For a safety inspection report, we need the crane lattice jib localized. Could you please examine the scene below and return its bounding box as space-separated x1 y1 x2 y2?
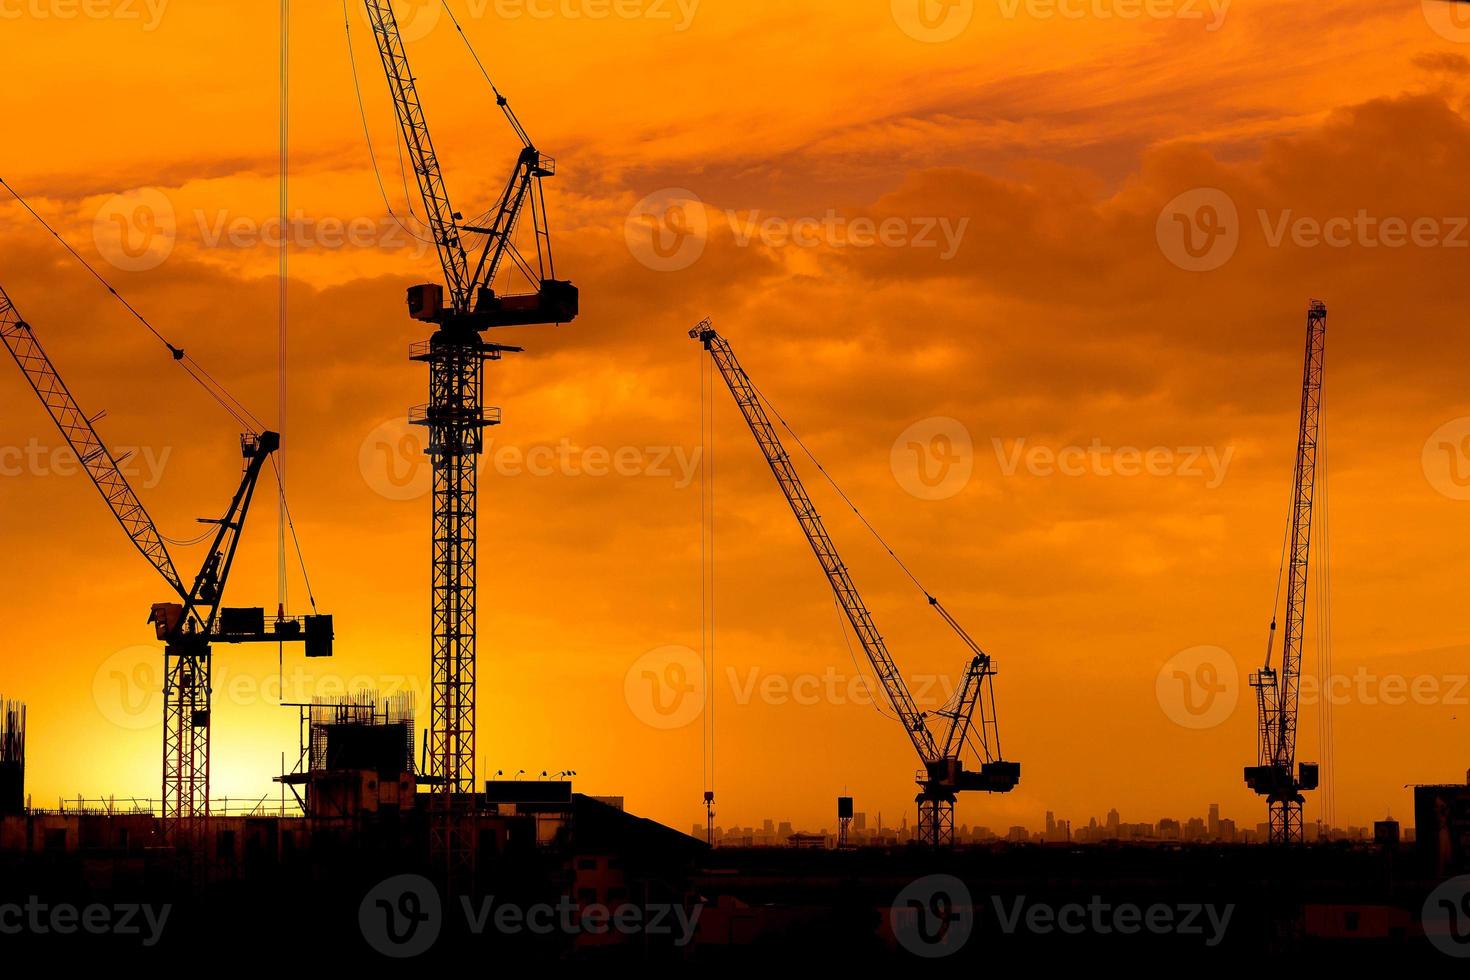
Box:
363 0 473 311
0 286 185 597
1272 302 1326 769
696 326 941 764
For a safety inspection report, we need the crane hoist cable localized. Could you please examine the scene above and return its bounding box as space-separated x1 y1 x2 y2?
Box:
438 0 537 148
340 0 436 246
271 456 319 615
0 178 322 607
1314 384 1335 827
699 344 716 801
0 178 266 435
741 370 990 658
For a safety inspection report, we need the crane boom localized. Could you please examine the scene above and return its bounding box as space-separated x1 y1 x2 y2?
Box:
1274 300 1327 770
1246 300 1326 845
362 0 473 311
0 286 185 597
693 324 938 761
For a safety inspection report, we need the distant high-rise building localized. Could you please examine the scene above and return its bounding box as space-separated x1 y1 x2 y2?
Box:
1217 818 1237 842
1208 803 1220 837
853 812 867 831
1106 808 1120 831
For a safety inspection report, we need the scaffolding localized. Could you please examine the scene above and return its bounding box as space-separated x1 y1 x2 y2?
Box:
308 691 417 775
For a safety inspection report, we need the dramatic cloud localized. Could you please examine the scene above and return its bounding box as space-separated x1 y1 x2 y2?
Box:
2 1 1467 834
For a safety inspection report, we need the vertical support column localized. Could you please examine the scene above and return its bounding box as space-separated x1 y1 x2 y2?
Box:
425 334 482 797
162 642 211 844
1268 799 1303 845
415 331 492 887
916 796 955 847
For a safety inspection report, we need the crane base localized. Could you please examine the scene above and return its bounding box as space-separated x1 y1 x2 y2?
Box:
916 795 955 847
1268 799 1305 845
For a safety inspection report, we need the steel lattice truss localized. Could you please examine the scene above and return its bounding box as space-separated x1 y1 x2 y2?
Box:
0 289 184 593
362 0 472 309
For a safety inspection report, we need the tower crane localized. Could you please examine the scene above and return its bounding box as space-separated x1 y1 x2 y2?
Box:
691 321 1018 846
357 0 577 874
1245 300 1326 845
0 284 332 843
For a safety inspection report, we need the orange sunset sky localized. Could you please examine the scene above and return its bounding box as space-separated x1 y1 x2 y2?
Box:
2 0 1469 837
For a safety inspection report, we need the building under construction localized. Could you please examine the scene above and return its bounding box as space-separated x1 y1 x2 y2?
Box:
1 697 23 816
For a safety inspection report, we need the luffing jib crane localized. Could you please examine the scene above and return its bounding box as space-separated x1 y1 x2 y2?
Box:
359 0 577 876
0 284 332 843
1245 300 1326 845
692 321 1018 846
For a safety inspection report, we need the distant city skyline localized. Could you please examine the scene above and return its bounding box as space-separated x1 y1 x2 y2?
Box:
696 802 1408 848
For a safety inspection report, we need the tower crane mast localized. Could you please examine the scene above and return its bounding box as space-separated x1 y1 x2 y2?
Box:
1245 300 1326 845
359 0 577 881
692 321 1018 846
